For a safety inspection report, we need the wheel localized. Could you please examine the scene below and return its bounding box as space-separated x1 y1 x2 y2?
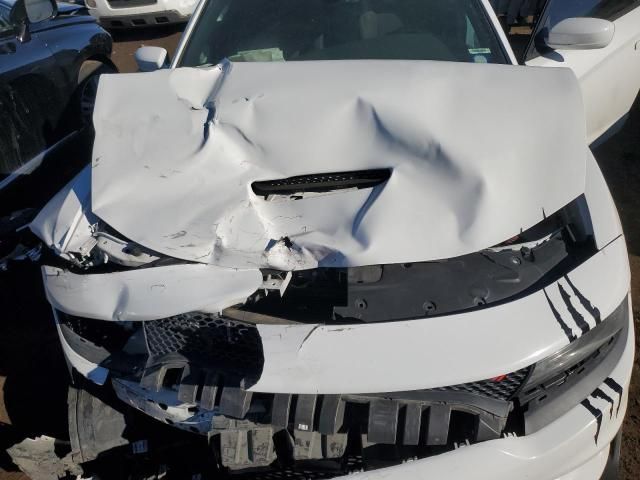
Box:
74 61 117 127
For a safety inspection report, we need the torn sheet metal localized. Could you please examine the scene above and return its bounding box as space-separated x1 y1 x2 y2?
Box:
30 165 98 260
88 60 587 269
43 264 263 321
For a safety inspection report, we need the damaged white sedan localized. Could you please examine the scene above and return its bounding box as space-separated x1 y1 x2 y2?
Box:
30 0 639 479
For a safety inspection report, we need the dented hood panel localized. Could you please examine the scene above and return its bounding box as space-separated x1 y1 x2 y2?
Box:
91 60 587 268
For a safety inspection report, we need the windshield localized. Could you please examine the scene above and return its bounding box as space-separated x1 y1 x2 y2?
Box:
178 0 508 66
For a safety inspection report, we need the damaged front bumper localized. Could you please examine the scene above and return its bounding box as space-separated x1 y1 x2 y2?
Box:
45 229 633 479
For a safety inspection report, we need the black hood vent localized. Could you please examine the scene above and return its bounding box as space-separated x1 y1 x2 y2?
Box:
252 169 391 198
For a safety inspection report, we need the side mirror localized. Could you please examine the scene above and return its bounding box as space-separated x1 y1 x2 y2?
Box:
135 46 169 72
9 0 57 43
544 17 614 50
24 0 57 23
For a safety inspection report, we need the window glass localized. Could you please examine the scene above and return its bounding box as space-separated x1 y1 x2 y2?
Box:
179 0 508 67
0 6 14 35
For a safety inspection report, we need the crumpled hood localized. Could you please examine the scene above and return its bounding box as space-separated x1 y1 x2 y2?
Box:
90 60 587 269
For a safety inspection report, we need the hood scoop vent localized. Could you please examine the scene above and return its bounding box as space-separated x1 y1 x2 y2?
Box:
251 169 391 199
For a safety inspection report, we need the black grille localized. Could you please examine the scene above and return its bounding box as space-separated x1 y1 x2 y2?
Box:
432 368 530 401
252 169 391 197
106 0 157 8
233 462 363 480
58 312 132 353
144 313 264 381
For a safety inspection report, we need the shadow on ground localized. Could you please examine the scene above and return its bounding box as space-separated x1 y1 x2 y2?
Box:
0 262 69 475
0 130 97 477
593 100 640 479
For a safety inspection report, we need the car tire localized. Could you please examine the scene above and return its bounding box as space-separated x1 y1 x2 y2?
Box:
74 61 117 127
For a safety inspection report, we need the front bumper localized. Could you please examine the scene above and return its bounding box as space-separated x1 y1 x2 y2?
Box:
335 317 632 480
88 0 195 27
48 232 634 479
95 10 190 28
55 296 633 479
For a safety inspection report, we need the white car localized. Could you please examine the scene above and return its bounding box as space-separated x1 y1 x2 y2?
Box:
85 0 198 28
31 0 640 478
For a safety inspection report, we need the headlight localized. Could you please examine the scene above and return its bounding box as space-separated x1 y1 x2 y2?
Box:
520 296 628 399
85 0 97 8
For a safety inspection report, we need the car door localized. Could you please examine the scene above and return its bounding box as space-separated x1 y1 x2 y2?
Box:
524 0 640 144
0 4 23 184
0 4 66 190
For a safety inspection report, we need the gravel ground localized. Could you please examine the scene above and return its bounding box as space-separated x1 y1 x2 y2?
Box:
1 25 639 479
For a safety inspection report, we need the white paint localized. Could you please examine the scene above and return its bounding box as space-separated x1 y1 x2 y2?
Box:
32 58 629 394
249 236 629 394
35 25 635 476
53 310 109 385
86 0 197 25
553 448 609 480
135 46 168 72
43 264 262 321
89 61 587 269
584 151 624 249
321 322 633 480
545 18 615 50
31 165 97 260
528 7 640 144
113 378 218 434
64 303 634 480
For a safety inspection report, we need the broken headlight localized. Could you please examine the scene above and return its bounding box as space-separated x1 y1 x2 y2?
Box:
519 297 628 402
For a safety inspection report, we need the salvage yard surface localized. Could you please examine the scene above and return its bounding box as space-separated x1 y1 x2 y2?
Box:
110 26 183 73
1 26 640 479
594 108 640 479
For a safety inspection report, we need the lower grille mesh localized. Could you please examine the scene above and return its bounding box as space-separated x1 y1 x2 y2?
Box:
144 313 264 381
432 368 530 401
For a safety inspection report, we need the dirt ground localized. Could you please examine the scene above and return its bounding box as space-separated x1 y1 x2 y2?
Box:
593 109 640 479
1 25 640 479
